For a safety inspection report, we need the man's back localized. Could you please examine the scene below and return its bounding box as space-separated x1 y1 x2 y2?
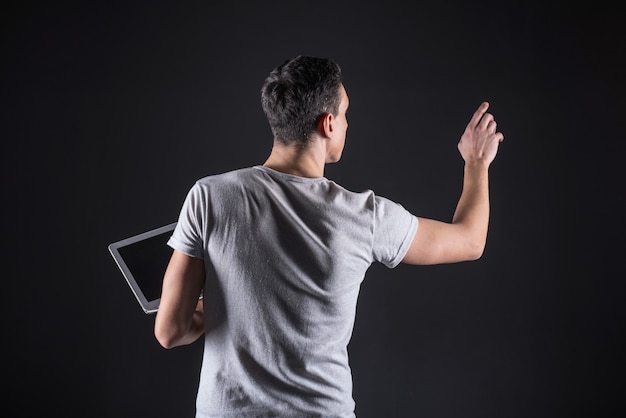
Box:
168 166 417 416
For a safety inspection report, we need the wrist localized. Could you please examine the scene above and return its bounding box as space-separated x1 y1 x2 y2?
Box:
464 159 490 172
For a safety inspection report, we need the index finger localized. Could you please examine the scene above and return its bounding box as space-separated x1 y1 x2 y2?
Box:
467 102 489 129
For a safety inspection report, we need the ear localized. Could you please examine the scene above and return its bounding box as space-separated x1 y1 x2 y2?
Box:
317 112 334 139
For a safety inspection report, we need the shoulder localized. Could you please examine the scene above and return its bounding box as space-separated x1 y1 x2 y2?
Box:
193 167 258 188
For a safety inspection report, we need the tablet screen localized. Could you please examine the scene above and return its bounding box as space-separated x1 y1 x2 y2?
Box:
116 230 173 302
109 222 176 313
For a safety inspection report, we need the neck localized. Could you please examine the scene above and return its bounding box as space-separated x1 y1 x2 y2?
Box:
263 140 326 178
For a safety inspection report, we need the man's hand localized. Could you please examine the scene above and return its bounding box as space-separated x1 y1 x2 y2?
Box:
458 102 504 167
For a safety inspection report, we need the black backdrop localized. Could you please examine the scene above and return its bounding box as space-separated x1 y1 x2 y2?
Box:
4 1 625 417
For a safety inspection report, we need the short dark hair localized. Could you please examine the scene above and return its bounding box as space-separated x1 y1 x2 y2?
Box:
261 56 343 145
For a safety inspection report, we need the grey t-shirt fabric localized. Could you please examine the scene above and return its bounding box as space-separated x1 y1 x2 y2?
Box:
168 166 418 417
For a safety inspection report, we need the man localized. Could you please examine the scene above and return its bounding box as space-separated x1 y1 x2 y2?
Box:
154 55 504 417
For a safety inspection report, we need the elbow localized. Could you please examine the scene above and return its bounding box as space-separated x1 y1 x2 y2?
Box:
467 248 484 261
154 322 182 349
155 334 176 350
154 330 174 349
466 241 486 261
154 308 204 349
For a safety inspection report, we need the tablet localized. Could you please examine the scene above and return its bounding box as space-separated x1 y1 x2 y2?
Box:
108 222 177 314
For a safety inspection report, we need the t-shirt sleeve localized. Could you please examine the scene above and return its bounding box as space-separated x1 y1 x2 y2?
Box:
372 195 418 268
167 182 206 260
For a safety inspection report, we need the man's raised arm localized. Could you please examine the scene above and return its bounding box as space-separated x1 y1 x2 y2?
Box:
402 102 504 265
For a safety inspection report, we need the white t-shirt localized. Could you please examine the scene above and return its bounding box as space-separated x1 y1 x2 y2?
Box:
168 166 418 417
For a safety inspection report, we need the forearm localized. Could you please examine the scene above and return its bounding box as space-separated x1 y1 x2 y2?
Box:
451 161 490 258
169 305 204 348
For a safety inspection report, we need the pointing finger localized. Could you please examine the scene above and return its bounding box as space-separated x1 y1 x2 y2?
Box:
468 102 489 129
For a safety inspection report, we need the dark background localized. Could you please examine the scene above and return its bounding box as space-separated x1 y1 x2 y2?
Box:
4 1 624 417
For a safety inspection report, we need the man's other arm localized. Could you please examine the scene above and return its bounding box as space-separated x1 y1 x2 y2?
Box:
154 250 205 348
402 102 504 265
